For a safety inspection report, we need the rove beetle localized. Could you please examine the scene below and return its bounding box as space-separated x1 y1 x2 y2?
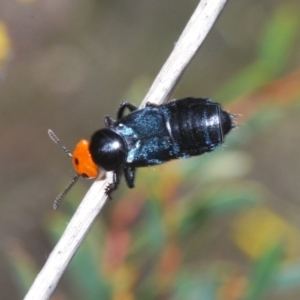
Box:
49 97 235 209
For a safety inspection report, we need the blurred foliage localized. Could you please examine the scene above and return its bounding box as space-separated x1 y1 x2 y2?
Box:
6 3 300 300
0 20 11 67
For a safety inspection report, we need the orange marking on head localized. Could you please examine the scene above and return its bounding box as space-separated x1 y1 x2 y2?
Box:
72 139 99 179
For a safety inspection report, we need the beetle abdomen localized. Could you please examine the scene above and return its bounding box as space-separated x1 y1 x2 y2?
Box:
162 98 232 158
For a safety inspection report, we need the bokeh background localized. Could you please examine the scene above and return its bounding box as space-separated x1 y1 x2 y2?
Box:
1 0 300 299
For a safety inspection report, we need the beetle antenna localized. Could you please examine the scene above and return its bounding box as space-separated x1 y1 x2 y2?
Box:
53 174 80 209
48 129 72 158
48 129 80 209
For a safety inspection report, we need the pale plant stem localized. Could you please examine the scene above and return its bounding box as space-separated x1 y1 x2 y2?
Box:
24 1 227 299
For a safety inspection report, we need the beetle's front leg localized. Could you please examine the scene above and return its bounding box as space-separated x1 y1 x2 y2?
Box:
104 116 116 128
105 169 120 199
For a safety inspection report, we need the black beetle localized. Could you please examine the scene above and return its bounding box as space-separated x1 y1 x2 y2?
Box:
90 97 234 195
49 97 234 208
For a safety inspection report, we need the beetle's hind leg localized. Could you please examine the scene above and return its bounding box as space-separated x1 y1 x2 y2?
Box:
105 169 121 199
124 166 135 188
117 102 138 119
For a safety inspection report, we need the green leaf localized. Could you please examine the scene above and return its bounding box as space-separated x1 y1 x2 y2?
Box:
215 4 300 103
245 242 283 300
257 4 300 75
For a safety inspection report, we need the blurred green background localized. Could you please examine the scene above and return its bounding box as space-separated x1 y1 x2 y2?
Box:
1 0 300 299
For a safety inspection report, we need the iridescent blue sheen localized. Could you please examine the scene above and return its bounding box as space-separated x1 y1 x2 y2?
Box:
115 105 174 166
113 98 227 167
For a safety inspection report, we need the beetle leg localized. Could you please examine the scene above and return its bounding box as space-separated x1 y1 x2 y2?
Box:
145 101 158 107
117 102 138 120
104 116 116 127
105 169 120 199
123 166 135 188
